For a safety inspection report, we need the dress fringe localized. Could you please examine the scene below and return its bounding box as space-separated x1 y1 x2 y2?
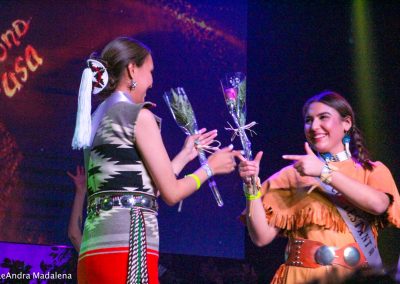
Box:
265 203 348 233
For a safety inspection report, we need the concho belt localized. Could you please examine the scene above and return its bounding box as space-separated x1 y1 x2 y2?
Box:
87 192 158 217
285 238 367 269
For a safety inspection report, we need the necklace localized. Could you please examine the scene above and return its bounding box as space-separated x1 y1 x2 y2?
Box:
320 150 351 162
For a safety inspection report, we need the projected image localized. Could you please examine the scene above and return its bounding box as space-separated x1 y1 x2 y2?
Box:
0 0 246 258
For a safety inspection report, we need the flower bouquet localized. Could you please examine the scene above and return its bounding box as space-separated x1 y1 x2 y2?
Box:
220 72 258 195
163 87 224 207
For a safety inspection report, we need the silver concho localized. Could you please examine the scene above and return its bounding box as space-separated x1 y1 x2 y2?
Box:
120 195 135 207
343 246 361 267
140 196 151 207
100 197 113 211
315 246 336 265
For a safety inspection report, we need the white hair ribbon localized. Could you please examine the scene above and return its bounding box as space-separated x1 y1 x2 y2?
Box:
71 59 109 150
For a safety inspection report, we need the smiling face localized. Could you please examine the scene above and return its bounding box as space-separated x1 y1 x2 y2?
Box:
304 102 352 154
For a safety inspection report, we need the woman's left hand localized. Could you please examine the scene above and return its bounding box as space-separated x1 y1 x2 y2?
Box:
67 165 87 194
181 128 218 162
282 142 325 177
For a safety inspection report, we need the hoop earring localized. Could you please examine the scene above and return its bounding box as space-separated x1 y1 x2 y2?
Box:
129 80 137 91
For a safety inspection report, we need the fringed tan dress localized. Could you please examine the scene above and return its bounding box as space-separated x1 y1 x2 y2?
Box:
257 159 400 284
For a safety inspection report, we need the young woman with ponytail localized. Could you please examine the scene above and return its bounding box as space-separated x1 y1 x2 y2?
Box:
237 91 400 283
72 37 237 284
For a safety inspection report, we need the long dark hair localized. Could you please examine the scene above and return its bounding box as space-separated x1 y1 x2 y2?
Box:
302 91 373 170
90 37 151 98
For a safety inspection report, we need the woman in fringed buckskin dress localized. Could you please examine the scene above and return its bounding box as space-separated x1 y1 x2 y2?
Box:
237 91 400 284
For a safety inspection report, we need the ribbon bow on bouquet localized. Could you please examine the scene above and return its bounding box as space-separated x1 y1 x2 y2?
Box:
163 87 224 207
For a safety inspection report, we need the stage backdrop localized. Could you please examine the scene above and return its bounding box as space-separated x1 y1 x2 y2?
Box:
0 0 246 259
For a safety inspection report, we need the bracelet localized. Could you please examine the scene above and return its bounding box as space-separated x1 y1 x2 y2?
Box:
201 163 213 178
244 190 261 201
186 174 201 190
320 163 338 184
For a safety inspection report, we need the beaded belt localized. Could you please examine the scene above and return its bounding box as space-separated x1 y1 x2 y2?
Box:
285 238 368 269
87 192 158 217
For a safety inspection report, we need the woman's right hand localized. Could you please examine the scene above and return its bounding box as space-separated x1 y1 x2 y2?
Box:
237 151 263 185
207 145 237 175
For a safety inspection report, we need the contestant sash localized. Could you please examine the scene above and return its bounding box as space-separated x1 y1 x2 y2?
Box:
315 176 383 269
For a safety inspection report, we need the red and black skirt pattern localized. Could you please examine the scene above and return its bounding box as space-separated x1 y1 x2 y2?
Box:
77 206 159 284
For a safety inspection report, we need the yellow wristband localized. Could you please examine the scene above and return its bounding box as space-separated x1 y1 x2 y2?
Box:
244 190 261 201
186 174 201 190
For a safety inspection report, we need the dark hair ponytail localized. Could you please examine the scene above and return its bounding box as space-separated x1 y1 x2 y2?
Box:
90 37 151 99
303 91 373 170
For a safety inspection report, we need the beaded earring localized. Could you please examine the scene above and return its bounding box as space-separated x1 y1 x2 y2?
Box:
342 131 351 158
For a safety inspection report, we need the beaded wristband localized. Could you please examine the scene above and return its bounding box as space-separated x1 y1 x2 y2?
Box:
201 163 213 178
186 174 201 190
320 163 338 184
